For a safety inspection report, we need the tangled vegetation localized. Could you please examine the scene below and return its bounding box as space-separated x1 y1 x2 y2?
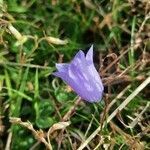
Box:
0 0 150 149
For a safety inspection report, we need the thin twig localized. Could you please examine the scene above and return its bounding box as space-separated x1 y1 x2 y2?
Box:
62 97 81 121
5 132 12 150
0 61 53 70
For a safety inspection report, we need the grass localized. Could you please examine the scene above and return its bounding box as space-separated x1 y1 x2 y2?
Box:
0 0 150 149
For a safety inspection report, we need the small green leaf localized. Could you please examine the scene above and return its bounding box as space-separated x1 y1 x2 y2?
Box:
35 100 55 128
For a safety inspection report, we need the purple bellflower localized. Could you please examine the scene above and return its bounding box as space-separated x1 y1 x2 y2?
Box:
53 45 104 102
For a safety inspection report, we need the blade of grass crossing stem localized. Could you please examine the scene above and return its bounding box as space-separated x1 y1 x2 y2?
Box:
129 16 136 77
34 68 39 99
34 68 39 120
34 68 40 121
2 87 32 101
4 69 13 97
12 67 29 117
77 76 150 150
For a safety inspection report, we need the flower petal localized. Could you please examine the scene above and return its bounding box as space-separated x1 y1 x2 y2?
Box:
71 50 86 66
53 45 104 103
68 63 103 102
52 71 65 78
56 63 69 72
86 45 93 63
87 64 104 91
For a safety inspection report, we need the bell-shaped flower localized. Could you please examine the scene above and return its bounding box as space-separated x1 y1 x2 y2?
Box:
53 45 104 102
